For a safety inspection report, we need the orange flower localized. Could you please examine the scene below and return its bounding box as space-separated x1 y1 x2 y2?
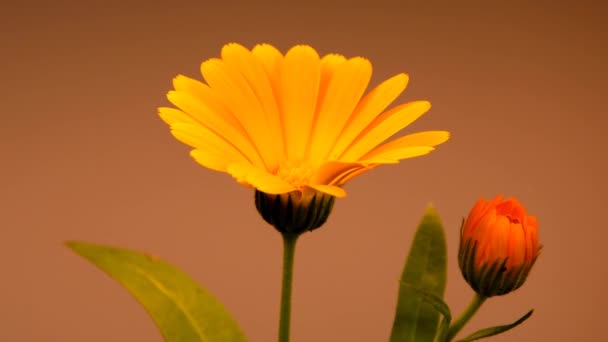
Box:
458 195 541 297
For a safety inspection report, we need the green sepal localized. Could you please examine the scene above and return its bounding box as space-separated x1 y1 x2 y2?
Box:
66 241 247 342
255 190 335 234
390 205 448 342
456 309 534 342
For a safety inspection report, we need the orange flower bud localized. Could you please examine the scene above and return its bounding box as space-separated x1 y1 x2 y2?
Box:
458 195 541 297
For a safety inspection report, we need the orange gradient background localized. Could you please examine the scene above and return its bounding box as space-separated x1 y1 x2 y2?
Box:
1 1 606 341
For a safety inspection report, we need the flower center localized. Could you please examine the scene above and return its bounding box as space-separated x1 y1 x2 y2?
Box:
277 161 313 188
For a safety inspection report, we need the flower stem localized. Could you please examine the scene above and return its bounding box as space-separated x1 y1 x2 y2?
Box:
445 294 487 341
278 233 299 342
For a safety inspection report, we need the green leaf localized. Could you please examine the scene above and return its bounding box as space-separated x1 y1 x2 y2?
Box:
390 205 448 342
456 309 534 342
66 241 247 342
399 283 452 342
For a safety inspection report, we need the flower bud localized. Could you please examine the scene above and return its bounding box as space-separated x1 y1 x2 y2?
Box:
255 189 335 235
458 195 541 297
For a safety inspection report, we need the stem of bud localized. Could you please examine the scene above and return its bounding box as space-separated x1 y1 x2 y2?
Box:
446 294 487 341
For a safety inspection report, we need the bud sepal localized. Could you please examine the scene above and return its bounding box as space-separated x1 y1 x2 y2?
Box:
459 237 539 297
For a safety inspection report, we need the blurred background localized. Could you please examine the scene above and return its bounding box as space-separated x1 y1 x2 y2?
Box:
1 0 606 341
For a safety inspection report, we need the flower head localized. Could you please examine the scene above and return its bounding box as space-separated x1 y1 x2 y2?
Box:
459 195 541 297
159 43 449 233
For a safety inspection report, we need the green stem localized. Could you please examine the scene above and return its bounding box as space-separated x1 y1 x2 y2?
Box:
446 294 487 341
278 233 299 342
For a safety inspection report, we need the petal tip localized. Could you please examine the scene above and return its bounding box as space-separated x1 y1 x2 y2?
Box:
286 44 320 59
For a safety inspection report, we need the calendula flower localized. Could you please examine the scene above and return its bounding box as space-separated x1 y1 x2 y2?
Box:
459 195 541 297
159 43 448 233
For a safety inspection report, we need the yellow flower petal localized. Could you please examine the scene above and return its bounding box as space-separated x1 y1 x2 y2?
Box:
252 43 285 153
251 43 283 103
172 75 241 130
329 73 409 160
312 160 381 187
221 43 285 160
333 164 378 186
227 163 297 194
201 58 279 171
158 107 199 126
309 57 372 167
280 45 321 161
340 100 431 162
362 131 450 160
190 149 232 172
361 146 435 164
320 54 347 83
311 161 365 185
170 122 250 167
167 89 265 167
315 53 347 115
309 184 347 198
